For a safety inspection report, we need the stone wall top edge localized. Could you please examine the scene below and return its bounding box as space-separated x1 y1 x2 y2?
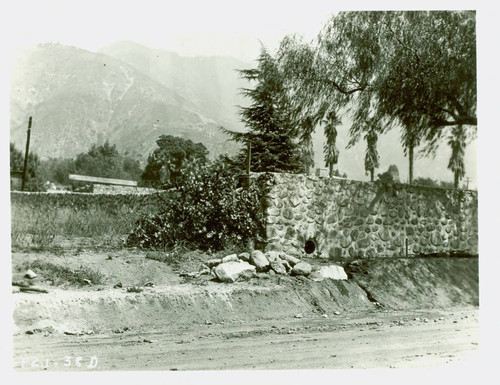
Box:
249 172 477 198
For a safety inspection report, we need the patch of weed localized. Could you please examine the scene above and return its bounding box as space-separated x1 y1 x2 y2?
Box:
21 260 105 286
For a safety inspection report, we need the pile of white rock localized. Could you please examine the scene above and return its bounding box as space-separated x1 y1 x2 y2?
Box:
203 250 347 283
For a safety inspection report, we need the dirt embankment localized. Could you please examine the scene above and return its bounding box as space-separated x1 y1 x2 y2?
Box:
346 257 479 309
13 252 478 335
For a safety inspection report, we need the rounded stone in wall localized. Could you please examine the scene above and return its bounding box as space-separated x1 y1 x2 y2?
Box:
278 188 288 199
370 233 378 241
274 198 283 208
339 198 349 207
285 227 296 240
329 246 342 259
376 243 385 253
326 214 337 224
410 217 418 225
366 217 374 224
343 220 353 228
345 205 355 216
375 218 383 225
468 237 478 246
267 207 280 216
348 246 357 258
267 216 277 224
350 229 359 241
340 236 351 248
355 218 364 226
358 237 370 249
412 244 421 254
283 207 294 220
420 237 428 246
371 224 379 232
406 226 415 236
289 195 302 207
393 236 403 247
379 228 391 241
366 248 376 258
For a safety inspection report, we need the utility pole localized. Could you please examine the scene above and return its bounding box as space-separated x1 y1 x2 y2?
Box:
21 116 32 191
465 177 470 190
246 142 251 175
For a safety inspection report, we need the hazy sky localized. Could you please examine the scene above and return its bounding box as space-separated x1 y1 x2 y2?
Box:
6 0 336 61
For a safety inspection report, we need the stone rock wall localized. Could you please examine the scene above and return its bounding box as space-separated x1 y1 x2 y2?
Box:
261 173 478 258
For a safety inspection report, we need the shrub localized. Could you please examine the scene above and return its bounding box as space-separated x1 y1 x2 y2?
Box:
127 159 267 251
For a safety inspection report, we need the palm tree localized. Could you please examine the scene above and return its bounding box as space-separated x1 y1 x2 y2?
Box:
364 126 380 182
448 125 466 189
400 123 421 185
323 111 340 177
299 116 315 174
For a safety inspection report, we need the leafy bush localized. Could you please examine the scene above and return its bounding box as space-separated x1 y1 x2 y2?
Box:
127 159 266 251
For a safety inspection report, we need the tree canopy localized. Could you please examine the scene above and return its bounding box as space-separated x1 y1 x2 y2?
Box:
141 135 209 188
277 11 476 154
74 141 142 181
223 46 304 173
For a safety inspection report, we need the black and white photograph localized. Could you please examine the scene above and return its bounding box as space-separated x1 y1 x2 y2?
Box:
3 0 497 382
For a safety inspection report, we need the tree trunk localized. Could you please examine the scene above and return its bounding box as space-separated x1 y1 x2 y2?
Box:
454 172 460 189
370 168 374 182
408 141 414 185
329 163 333 177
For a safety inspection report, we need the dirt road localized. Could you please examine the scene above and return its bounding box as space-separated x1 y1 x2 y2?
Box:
14 308 478 371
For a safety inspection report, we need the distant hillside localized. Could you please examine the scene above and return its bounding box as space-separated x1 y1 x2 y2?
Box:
10 43 240 162
99 41 249 131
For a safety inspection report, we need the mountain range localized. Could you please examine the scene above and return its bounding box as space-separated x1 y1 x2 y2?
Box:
9 41 477 187
10 41 247 162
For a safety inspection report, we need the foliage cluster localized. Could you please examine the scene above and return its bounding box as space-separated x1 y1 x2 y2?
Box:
141 135 209 188
223 47 305 174
10 143 45 191
276 11 476 187
74 141 142 182
10 141 143 191
128 158 266 251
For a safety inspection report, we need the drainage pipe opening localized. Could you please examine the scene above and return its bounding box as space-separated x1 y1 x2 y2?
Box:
304 239 316 254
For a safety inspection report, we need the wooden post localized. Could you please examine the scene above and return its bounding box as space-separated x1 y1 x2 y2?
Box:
21 116 32 191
